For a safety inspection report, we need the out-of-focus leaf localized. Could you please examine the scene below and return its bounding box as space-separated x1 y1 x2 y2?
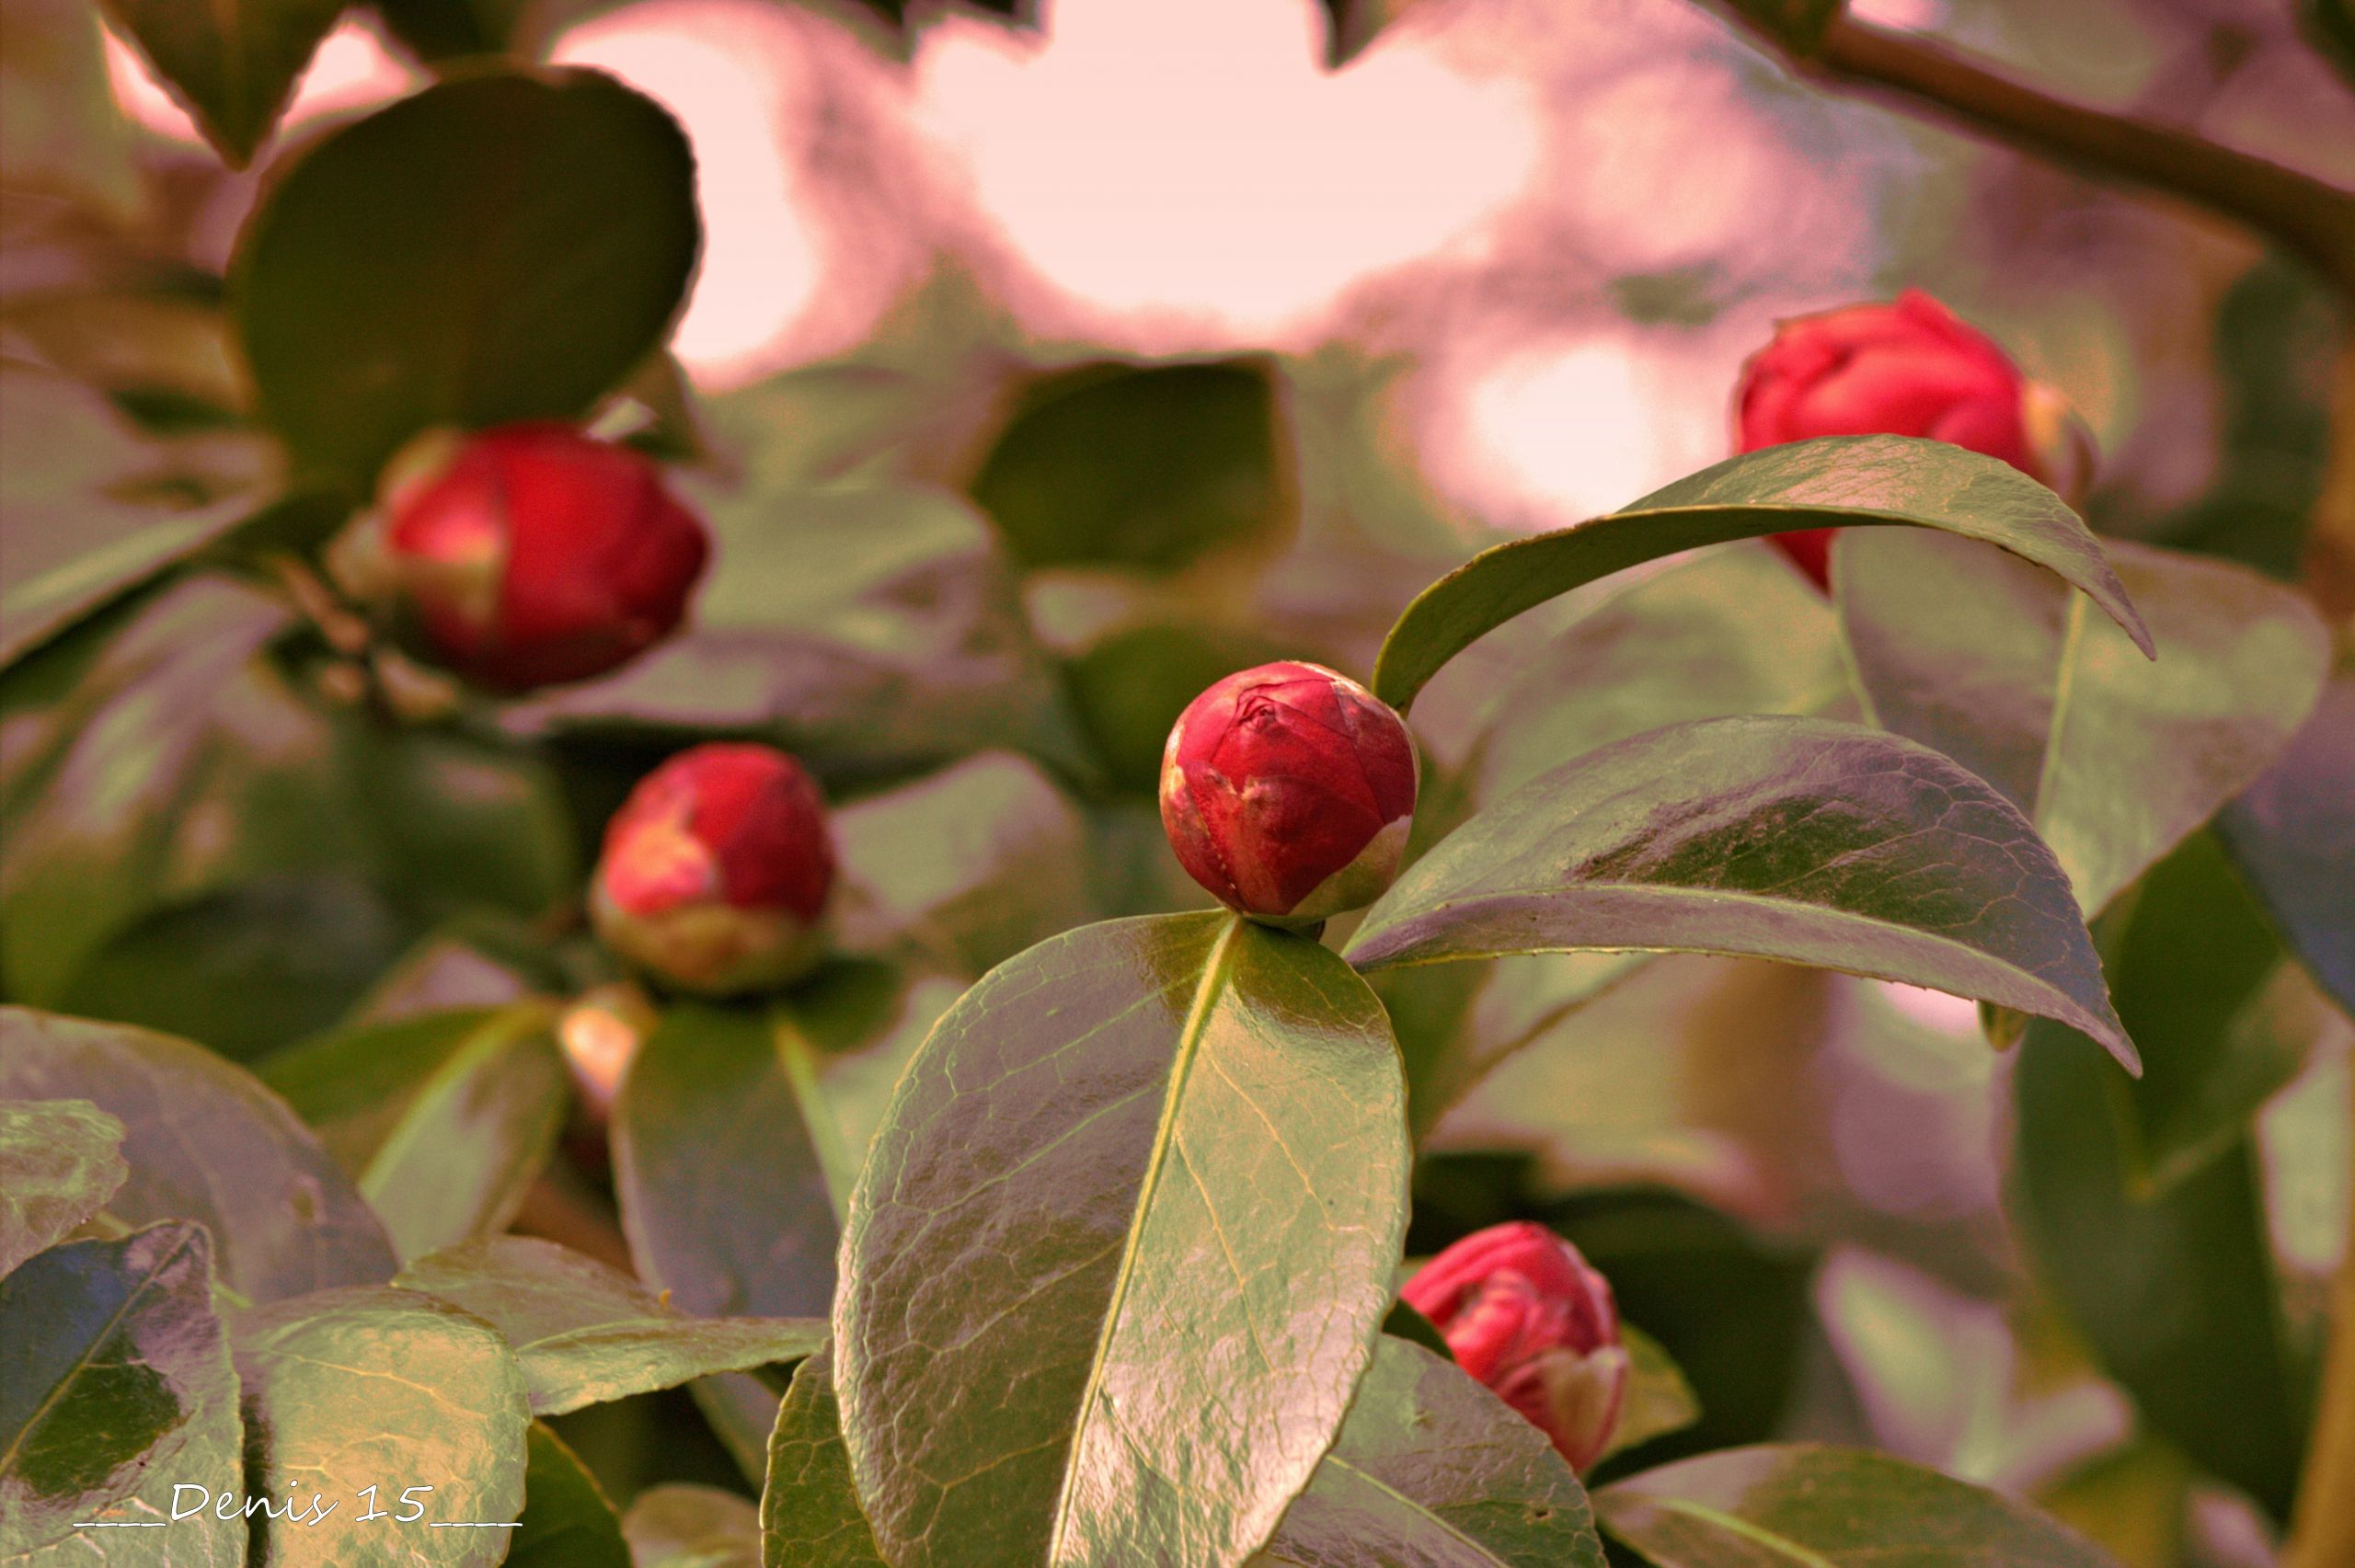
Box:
836 913 1409 1568
969 359 1288 572
1599 1324 1703 1465
2219 675 2355 1017
0 0 142 219
628 1482 764 1568
1840 532 2327 917
1255 1335 1605 1568
57 875 414 1062
395 1237 823 1415
0 1098 126 1277
341 721 579 921
0 1224 238 1557
2308 0 2355 87
1061 619 1313 793
0 1008 396 1300
260 1003 568 1261
1347 715 2136 1072
506 1423 632 1568
231 1285 531 1566
2034 1440 2192 1568
344 930 541 1024
760 1345 883 1568
1594 1443 2117 1567
613 1003 841 1477
0 498 252 670
1373 436 2150 713
374 0 537 61
96 0 343 166
517 485 1086 779
234 69 699 484
1708 0 1846 53
832 750 1091 978
4 291 247 421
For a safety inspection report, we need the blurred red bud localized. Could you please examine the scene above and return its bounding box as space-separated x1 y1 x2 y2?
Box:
384 422 708 692
1158 661 1417 926
1403 1221 1630 1471
1734 290 2094 588
592 743 834 995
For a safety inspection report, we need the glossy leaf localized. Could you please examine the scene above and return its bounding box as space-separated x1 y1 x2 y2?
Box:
506 1424 631 1568
1373 437 2150 712
395 1237 824 1415
234 69 699 484
760 1345 884 1568
836 912 1411 1568
95 0 343 165
628 1483 764 1568
0 1009 396 1301
1594 1443 2116 1567
261 1004 569 1261
1345 715 2136 1072
1254 1336 1605 1568
2219 675 2355 1016
0 1225 239 1558
1839 531 2328 915
231 1286 532 1566
0 1098 126 1278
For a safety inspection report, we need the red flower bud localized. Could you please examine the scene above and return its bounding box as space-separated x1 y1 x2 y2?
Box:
383 422 709 692
1734 291 2095 588
592 744 834 995
1158 661 1417 927
1402 1221 1630 1471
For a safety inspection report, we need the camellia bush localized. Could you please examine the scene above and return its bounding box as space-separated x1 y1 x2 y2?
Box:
4 2 2352 1568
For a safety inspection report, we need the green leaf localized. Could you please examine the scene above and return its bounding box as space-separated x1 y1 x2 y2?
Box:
56 876 415 1063
374 0 537 61
1379 1297 1453 1363
0 1009 396 1301
95 0 343 166
1344 715 2136 1073
507 1424 632 1568
2219 675 2355 1017
1839 532 2328 917
1063 620 1306 794
231 1285 532 1566
760 1345 884 1568
340 723 580 923
1372 437 2151 713
627 1482 764 1568
2014 854 2313 1517
1255 1336 1605 1568
395 1237 824 1415
0 501 251 671
0 1099 127 1278
612 1003 841 1476
233 68 699 484
259 1003 569 1262
0 1224 240 1558
1594 1443 2116 1567
836 912 1411 1568
1598 1324 1703 1465
968 360 1286 571
0 0 142 219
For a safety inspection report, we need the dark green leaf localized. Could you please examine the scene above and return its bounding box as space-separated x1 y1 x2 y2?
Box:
1839 532 2328 916
760 1345 883 1568
0 1099 127 1278
341 723 579 922
233 69 699 484
1379 1298 1453 1363
0 1225 240 1557
627 1483 764 1568
57 876 414 1062
374 0 537 61
1372 437 2151 713
1063 620 1306 793
1712 0 1846 53
1598 1324 1702 1465
837 912 1411 1568
613 1003 841 1476
1345 715 2135 1072
231 1285 532 1566
969 360 1286 571
2304 0 2355 89
0 1009 396 1301
2219 675 2355 1016
260 1003 569 1261
1255 1336 1605 1568
1594 1443 2116 1567
95 0 342 165
507 1424 631 1568
395 1237 824 1415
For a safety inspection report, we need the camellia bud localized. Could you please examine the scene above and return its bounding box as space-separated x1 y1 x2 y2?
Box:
382 422 709 692
1734 290 2096 588
1159 661 1418 927
1402 1221 1630 1472
592 743 834 996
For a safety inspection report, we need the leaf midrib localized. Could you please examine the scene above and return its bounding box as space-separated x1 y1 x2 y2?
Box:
1632 1495 1843 1568
0 1227 197 1479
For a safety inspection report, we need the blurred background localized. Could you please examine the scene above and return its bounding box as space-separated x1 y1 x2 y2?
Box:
6 1 2351 1563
